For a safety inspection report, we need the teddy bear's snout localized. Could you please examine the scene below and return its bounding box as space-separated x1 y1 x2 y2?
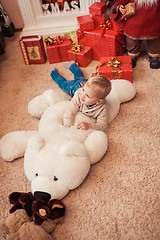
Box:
34 191 51 201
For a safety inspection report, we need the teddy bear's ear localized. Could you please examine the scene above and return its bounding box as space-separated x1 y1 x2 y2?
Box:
9 192 35 217
59 142 88 157
47 199 66 223
32 199 50 225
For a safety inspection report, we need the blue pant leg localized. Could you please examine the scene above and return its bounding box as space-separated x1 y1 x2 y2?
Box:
50 70 72 96
69 63 84 79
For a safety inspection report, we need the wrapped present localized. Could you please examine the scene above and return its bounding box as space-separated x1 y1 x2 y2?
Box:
77 15 94 31
46 36 71 64
19 35 47 65
89 2 107 16
77 27 125 61
68 45 93 68
91 14 105 28
95 56 132 82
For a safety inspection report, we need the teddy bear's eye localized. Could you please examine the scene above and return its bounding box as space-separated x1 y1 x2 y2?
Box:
35 173 38 176
53 176 58 181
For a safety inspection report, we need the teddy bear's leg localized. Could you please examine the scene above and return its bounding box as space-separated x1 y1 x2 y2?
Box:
106 80 136 124
84 131 108 165
0 131 38 161
28 89 70 119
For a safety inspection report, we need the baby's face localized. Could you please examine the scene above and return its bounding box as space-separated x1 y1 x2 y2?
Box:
79 85 101 106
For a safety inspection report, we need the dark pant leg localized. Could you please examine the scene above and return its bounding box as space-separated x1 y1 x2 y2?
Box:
147 37 160 57
126 37 141 57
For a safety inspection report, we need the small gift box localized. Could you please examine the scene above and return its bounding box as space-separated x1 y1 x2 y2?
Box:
77 15 94 31
91 14 105 28
68 45 93 68
96 56 132 82
19 35 47 65
89 2 107 16
46 36 71 64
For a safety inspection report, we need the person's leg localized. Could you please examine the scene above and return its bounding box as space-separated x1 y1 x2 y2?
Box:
50 68 72 96
64 61 84 79
69 62 85 79
126 37 141 68
147 38 160 69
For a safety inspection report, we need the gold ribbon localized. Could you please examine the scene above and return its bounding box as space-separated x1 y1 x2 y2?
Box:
71 43 84 64
53 35 64 45
92 57 130 79
45 35 64 45
72 43 84 53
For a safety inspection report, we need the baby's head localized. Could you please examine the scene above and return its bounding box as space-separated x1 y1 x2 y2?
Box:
80 75 111 106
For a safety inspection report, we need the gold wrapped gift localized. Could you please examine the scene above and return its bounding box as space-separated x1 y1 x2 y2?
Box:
121 3 135 20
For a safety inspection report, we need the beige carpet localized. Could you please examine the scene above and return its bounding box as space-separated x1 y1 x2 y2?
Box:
0 32 160 240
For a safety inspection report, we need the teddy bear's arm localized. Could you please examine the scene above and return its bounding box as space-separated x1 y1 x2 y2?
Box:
28 89 70 119
0 131 38 161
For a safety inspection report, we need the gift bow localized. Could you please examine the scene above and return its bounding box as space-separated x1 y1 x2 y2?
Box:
71 43 84 53
107 57 121 68
53 35 64 45
100 20 112 30
71 43 84 65
92 57 130 79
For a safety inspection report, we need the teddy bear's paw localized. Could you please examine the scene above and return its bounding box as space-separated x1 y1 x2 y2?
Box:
84 131 108 164
28 95 50 119
28 89 70 119
0 131 38 161
106 80 136 123
109 80 136 103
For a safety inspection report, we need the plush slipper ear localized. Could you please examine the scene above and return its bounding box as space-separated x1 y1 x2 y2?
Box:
32 199 50 225
47 199 66 223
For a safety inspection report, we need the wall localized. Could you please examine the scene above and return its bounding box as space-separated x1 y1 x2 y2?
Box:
1 0 24 29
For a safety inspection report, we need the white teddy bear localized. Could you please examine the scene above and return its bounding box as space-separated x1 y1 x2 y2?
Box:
0 80 136 200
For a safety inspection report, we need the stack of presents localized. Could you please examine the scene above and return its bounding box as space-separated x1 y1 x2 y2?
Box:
19 2 132 83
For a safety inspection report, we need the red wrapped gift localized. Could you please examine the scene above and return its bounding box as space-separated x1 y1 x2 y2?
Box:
77 28 125 61
97 56 132 82
89 2 107 16
68 45 93 68
91 14 105 28
46 36 71 64
77 15 94 31
19 35 47 65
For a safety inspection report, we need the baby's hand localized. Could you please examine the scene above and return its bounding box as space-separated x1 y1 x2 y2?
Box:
77 122 92 130
64 125 71 128
119 5 127 15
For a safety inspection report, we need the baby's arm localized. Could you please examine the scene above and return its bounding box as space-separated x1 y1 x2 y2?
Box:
63 92 80 127
92 104 109 132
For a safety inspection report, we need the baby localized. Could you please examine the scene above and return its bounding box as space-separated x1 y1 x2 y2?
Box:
51 61 111 131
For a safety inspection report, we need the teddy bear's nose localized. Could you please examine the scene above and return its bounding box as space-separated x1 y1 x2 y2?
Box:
34 191 51 201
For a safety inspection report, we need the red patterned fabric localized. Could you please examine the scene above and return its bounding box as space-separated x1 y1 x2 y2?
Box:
115 0 160 40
